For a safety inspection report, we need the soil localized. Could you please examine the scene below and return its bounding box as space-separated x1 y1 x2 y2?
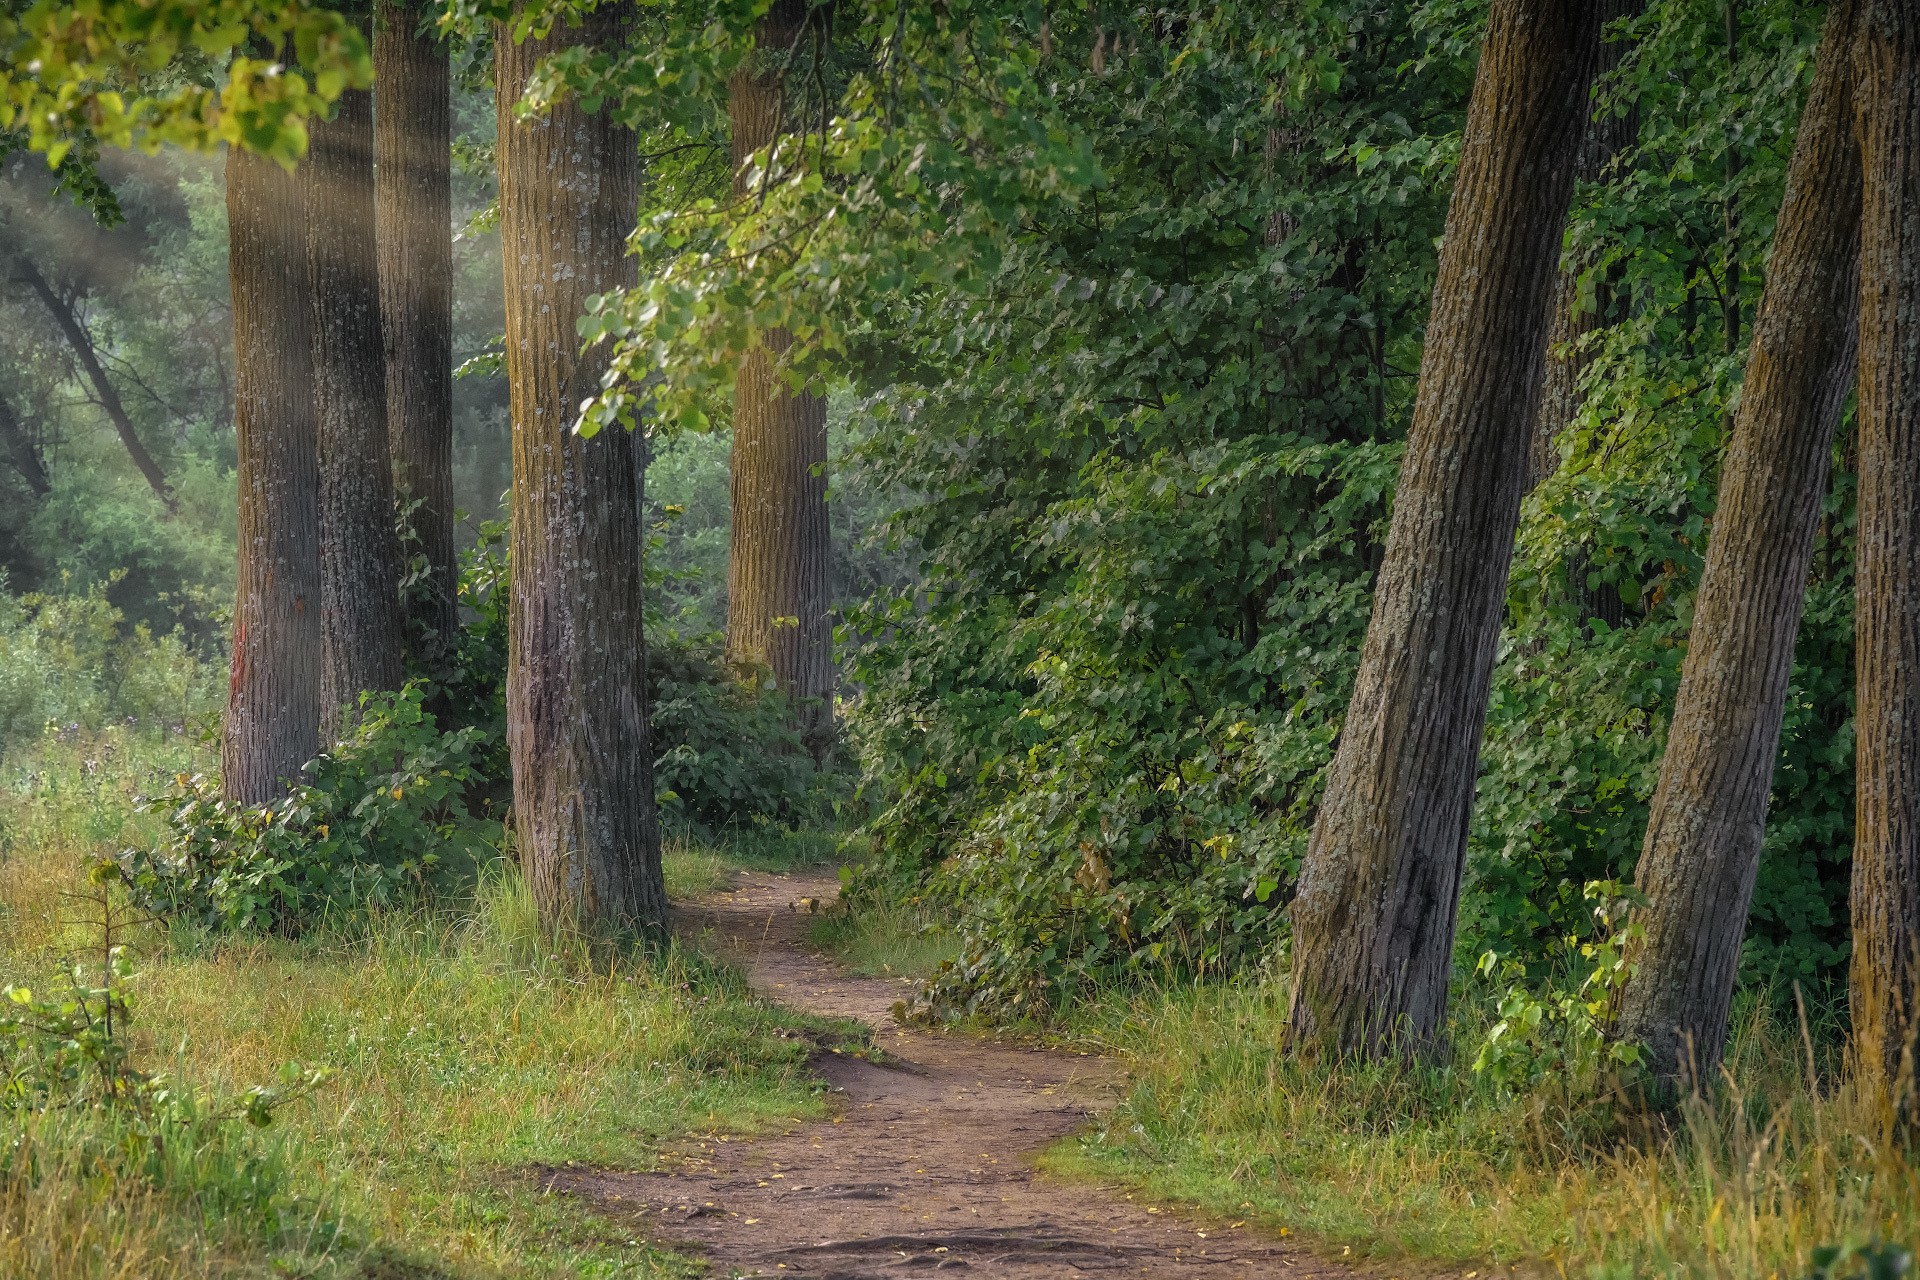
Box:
537 870 1491 1279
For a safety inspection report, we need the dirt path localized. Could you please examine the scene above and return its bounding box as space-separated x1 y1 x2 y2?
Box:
540 870 1450 1279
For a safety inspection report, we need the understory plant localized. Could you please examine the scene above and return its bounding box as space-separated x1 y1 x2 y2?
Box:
116 683 496 934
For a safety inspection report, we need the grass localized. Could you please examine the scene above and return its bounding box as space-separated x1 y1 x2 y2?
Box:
813 877 1919 1280
1043 979 1919 1278
805 891 956 979
0 725 864 1278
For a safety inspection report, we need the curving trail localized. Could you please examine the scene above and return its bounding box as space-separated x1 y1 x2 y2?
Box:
539 870 1464 1279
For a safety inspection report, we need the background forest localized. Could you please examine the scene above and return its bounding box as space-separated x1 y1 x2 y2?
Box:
0 0 1915 1276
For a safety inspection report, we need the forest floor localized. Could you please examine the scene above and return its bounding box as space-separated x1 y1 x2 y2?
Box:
541 868 1490 1280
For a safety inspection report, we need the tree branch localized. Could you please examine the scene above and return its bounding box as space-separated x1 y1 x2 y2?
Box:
6 254 175 511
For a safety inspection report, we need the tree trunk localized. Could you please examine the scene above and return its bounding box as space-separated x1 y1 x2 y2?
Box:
497 7 666 937
0 393 49 497
1281 0 1599 1062
222 140 323 804
1531 0 1645 487
376 0 459 677
308 71 406 726
1615 0 1864 1088
726 0 835 759
1849 0 1920 1094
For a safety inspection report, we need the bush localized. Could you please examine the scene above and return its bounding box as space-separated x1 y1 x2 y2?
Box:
116 684 496 935
0 582 219 749
650 637 824 831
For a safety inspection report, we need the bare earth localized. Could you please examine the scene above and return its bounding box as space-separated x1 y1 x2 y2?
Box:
538 870 1478 1279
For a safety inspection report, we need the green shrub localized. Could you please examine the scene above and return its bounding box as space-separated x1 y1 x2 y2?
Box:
650 638 822 831
116 684 496 935
0 583 219 749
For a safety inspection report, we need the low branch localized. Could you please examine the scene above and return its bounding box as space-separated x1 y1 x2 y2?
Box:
7 254 175 511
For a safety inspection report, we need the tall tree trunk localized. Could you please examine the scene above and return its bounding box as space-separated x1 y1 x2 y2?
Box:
222 140 323 803
1281 0 1599 1062
309 70 406 725
1849 0 1920 1094
1615 0 1864 1087
497 6 666 937
376 0 459 676
726 0 835 759
1531 0 1646 488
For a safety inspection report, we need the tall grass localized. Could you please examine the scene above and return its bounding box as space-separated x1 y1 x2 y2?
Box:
0 727 862 1278
1045 976 1917 1278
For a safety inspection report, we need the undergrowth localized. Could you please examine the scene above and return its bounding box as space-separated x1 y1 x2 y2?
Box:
0 724 862 1278
1042 976 1917 1278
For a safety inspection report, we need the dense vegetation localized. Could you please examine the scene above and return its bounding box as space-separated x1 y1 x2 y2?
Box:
2 0 1918 1275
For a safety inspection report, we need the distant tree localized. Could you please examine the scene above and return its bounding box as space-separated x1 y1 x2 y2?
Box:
1532 0 1645 488
1847 0 1920 1094
725 0 835 758
307 44 405 724
3 254 175 510
1282 0 1600 1061
1616 0 1864 1087
496 3 666 936
375 0 458 677
223 132 323 804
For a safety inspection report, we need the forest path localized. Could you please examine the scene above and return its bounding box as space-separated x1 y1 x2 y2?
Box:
538 869 1447 1279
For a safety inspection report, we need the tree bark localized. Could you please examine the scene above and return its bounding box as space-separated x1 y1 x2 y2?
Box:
497 6 666 937
308 71 406 726
222 140 323 804
7 254 174 509
726 0 835 758
0 393 49 497
1615 0 1864 1087
1281 0 1599 1061
1531 0 1645 487
1849 0 1920 1093
376 0 459 676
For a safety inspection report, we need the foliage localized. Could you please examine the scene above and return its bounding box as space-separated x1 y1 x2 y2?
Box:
648 635 822 832
632 0 1864 1015
0 0 370 166
115 684 495 934
0 581 218 748
1470 880 1646 1094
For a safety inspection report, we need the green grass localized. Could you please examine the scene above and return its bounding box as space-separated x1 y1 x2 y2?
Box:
1041 978 1920 1278
814 880 1920 1279
0 726 866 1279
805 892 956 979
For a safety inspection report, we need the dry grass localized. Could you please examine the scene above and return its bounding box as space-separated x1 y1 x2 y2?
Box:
0 726 859 1278
1039 977 1917 1278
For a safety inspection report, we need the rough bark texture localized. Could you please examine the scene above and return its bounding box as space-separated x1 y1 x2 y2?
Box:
726 0 835 758
0 394 49 497
309 76 407 725
1281 0 1599 1061
497 10 666 936
1616 0 1864 1087
1531 0 1645 487
222 141 323 804
1850 0 1920 1092
376 0 459 674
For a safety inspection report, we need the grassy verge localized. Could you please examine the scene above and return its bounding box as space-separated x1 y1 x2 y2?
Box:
0 726 862 1279
815 879 1918 1279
